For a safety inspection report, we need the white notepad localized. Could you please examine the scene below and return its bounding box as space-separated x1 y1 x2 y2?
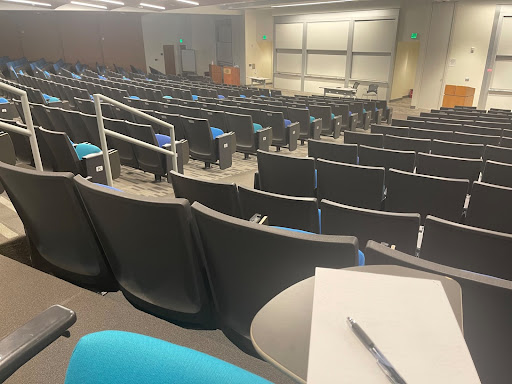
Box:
307 268 481 383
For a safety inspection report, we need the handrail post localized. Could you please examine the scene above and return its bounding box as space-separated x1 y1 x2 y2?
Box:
93 94 113 187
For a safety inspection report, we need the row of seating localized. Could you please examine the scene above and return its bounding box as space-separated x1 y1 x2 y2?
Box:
0 161 360 354
256 149 512 233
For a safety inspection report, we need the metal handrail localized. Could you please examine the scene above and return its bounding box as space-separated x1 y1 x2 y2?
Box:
0 81 43 170
93 93 178 187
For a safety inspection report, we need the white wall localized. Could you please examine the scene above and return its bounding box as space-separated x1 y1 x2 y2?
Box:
142 13 244 77
245 9 274 85
390 41 420 99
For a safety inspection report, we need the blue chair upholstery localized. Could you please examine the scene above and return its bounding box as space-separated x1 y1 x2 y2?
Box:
192 95 198 101
272 226 365 266
74 143 101 160
43 70 51 79
0 98 8 104
43 94 60 102
64 331 271 384
72 73 82 80
210 127 224 139
122 76 131 81
129 96 140 100
94 183 123 192
363 108 367 113
218 95 225 99
284 119 292 128
98 75 107 80
253 123 263 133
155 133 171 148
331 113 335 120
310 116 315 123
163 96 173 99
240 95 246 98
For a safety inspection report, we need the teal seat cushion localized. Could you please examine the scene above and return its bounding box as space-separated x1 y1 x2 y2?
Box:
98 75 107 80
72 73 82 80
273 226 365 266
310 116 315 123
74 143 101 160
363 108 367 113
284 119 292 128
64 331 271 384
163 95 173 99
155 134 171 148
253 123 263 133
210 127 224 139
192 95 198 101
0 98 8 104
331 113 335 120
240 95 246 98
129 96 140 100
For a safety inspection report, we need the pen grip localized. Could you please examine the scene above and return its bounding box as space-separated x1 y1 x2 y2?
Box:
352 322 375 348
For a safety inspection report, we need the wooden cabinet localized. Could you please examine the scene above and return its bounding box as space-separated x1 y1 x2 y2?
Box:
209 64 240 85
209 64 222 84
442 85 475 108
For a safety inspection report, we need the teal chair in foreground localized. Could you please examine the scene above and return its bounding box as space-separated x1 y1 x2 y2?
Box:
64 331 271 384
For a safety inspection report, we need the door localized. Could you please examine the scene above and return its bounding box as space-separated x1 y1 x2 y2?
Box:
416 2 455 110
163 45 176 75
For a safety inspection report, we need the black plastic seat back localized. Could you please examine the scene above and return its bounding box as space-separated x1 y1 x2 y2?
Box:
410 128 454 141
257 150 315 197
358 145 415 179
416 152 482 185
482 160 512 188
288 107 313 139
421 215 512 281
483 145 512 164
383 134 431 153
460 125 503 137
239 107 262 125
102 118 139 169
261 110 286 145
371 124 409 137
0 163 114 289
316 159 384 210
344 130 383 148
430 139 484 159
321 199 420 255
466 181 512 234
364 240 512 384
225 112 256 153
37 127 81 174
59 108 90 144
425 121 460 132
386 169 468 223
238 186 319 233
308 139 357 164
200 109 228 133
452 131 501 146
308 105 331 132
74 176 211 324
152 112 185 140
125 121 167 177
191 202 358 352
180 105 202 119
170 171 240 218
181 117 216 163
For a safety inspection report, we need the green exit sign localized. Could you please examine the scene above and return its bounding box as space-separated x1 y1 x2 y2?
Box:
262 35 267 40
411 33 418 39
179 38 184 43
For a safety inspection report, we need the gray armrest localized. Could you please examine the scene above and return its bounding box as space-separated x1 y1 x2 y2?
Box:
215 132 234 170
0 305 76 382
332 115 343 139
255 127 272 152
286 121 300 150
310 118 322 140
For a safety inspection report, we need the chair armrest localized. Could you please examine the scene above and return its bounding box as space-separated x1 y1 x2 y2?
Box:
310 118 322 140
332 115 343 139
255 127 273 152
215 132 234 170
0 305 76 382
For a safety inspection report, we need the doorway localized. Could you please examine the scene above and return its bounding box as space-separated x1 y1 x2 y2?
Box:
163 45 176 75
390 41 420 101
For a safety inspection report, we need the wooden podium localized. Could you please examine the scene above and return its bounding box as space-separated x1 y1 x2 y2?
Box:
208 64 240 86
442 85 475 108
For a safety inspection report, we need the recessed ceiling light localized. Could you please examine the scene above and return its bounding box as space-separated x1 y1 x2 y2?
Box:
272 0 352 8
4 0 52 6
140 2 165 9
70 1 107 8
177 0 199 5
97 0 124 4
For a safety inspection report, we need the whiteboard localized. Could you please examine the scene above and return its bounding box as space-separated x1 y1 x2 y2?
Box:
353 20 396 53
277 52 302 74
307 21 349 50
351 54 390 81
304 78 345 94
486 93 512 110
275 23 303 49
274 75 302 91
307 53 346 77
491 60 512 89
181 49 196 73
497 16 512 55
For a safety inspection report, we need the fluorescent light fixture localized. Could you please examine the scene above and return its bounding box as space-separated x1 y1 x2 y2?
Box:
177 0 199 5
272 0 352 8
4 0 52 6
97 0 124 4
139 2 165 9
70 1 107 8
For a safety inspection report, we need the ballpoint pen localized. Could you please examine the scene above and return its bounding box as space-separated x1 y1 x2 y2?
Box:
347 317 407 384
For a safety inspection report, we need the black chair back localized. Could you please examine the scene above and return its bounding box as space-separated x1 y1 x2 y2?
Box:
125 121 167 177
102 118 139 169
181 117 216 163
321 199 420 255
416 152 482 185
316 159 384 210
344 130 383 148
200 109 228 133
431 139 484 159
358 145 415 180
452 131 501 146
483 144 512 164
308 139 357 164
410 128 454 141
383 134 431 153
482 160 512 188
371 124 409 137
386 169 468 223
0 162 115 289
37 127 81 174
